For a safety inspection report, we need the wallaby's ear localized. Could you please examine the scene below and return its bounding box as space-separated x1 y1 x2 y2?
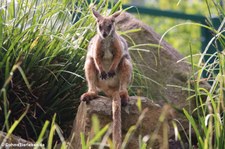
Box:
111 11 121 19
92 9 102 20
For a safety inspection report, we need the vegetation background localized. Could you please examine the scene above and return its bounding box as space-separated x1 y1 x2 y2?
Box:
123 0 222 61
0 0 224 148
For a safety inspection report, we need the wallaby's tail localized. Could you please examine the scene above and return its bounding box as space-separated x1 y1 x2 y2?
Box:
112 92 121 149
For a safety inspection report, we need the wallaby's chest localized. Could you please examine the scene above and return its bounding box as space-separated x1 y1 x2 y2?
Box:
103 49 113 61
101 40 114 60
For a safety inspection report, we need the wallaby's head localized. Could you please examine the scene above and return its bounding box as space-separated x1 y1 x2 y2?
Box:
92 9 121 39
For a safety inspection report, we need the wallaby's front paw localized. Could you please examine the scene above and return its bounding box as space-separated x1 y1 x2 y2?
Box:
80 92 98 103
100 71 107 80
108 70 116 78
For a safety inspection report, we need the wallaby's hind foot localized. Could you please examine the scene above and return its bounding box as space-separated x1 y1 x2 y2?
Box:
119 91 129 107
80 92 98 103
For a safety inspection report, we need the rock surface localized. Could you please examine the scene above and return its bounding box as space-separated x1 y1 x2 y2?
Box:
0 131 35 149
115 12 209 109
69 96 175 149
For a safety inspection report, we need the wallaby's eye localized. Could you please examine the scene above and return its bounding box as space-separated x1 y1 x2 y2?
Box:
108 24 112 30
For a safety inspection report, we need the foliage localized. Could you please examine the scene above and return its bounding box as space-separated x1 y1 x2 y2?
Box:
124 0 223 62
0 0 95 145
182 1 225 148
171 12 225 148
0 0 224 148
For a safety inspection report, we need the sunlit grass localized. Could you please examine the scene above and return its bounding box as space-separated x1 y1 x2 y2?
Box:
0 0 94 145
0 0 224 148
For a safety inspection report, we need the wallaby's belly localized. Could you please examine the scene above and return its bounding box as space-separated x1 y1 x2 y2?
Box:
102 60 112 72
100 70 119 94
97 74 120 94
98 50 120 93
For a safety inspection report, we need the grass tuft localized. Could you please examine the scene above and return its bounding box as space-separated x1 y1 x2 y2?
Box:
0 0 95 144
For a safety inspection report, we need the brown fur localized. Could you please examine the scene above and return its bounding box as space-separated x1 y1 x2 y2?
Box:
80 9 132 105
112 92 122 149
80 9 132 148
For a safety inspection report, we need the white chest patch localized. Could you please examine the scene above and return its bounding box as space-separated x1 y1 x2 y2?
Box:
103 49 113 60
101 37 113 60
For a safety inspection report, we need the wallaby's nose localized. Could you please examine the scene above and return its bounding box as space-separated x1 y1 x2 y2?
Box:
103 32 107 38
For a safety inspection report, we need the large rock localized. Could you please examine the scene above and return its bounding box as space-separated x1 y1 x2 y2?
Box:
115 12 209 109
69 96 175 149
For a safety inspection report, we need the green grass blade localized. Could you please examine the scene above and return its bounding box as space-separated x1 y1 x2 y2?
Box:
18 66 31 90
0 9 3 49
87 124 109 147
80 133 87 149
47 124 56 149
35 121 50 149
183 108 203 148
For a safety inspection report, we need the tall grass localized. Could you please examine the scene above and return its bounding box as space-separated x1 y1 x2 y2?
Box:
0 0 103 145
173 1 225 148
1 0 224 148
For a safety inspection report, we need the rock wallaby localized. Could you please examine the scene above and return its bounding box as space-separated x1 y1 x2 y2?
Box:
81 9 132 148
80 9 132 106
